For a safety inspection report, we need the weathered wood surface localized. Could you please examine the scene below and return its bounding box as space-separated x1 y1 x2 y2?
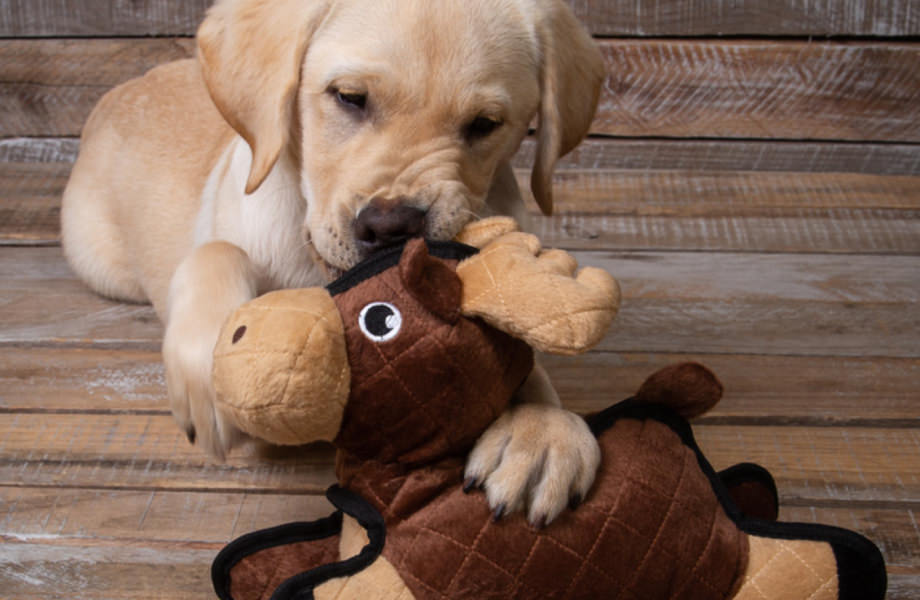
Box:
4 39 920 141
0 38 195 137
4 157 919 253
2 2 918 595
3 247 918 358
7 136 920 176
4 348 919 423
596 40 920 141
2 0 918 38
0 411 916 502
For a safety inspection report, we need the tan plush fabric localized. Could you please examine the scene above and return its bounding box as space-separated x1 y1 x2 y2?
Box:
313 515 415 600
733 536 838 600
453 215 519 249
213 288 351 445
457 231 620 355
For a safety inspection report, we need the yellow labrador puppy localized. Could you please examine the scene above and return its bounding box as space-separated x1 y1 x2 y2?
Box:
61 0 605 527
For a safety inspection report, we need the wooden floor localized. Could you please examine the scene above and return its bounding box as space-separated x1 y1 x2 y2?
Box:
1 152 918 597
2 1 920 597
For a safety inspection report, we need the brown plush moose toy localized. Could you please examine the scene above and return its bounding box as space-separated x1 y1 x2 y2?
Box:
210 218 886 600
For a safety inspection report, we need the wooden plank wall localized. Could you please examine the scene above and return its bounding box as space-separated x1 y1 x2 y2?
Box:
1 1 919 598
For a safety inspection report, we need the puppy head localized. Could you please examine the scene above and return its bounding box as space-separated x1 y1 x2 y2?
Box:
198 0 604 273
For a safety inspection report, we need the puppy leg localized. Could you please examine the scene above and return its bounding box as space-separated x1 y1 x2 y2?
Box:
464 364 600 527
162 241 258 459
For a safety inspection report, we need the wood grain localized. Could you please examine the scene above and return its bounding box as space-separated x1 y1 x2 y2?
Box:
0 0 210 37
515 169 920 253
596 40 920 141
542 352 920 422
0 413 337 493
3 247 919 358
0 493 915 597
4 39 920 141
0 487 333 543
7 136 920 175
586 251 920 357
0 412 916 503
4 156 919 253
0 489 911 565
515 138 920 176
2 0 917 38
567 0 920 37
3 348 919 424
0 38 194 137
0 161 69 245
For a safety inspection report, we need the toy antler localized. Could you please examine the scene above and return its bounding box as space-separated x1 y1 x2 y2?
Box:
455 221 620 355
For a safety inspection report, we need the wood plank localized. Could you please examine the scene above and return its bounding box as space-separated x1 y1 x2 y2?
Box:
515 169 920 253
0 540 217 598
0 348 166 412
0 413 337 493
0 0 210 37
585 250 920 357
3 347 919 424
1 489 913 566
0 494 913 597
515 138 920 176
7 136 920 175
0 487 332 544
567 0 920 37
3 247 919 358
4 39 920 141
595 40 920 141
0 413 916 503
0 38 194 137
0 279 162 349
1 0 917 38
5 158 920 253
541 353 920 423
0 161 69 245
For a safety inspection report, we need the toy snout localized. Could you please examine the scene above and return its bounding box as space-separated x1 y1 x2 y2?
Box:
213 288 351 445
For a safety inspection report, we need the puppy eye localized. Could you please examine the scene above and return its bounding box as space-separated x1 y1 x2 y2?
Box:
465 116 502 140
358 302 402 343
333 89 367 111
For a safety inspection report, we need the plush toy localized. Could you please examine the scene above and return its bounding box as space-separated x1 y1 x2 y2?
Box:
209 219 886 600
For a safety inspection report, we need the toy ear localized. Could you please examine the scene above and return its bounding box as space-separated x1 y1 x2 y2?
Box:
399 238 462 323
197 0 331 194
635 362 723 418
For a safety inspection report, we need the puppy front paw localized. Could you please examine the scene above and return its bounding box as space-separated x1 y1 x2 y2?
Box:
163 316 243 460
464 403 600 527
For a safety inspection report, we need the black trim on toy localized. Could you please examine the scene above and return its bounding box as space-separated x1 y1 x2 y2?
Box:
586 399 887 600
211 510 344 600
326 240 478 297
211 486 386 600
213 397 887 600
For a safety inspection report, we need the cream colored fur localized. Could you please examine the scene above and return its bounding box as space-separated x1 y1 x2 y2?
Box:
60 0 605 525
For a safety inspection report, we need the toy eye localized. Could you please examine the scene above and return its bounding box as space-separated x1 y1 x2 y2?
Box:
358 302 402 342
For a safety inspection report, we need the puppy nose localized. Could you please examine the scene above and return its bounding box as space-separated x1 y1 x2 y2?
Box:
354 199 427 254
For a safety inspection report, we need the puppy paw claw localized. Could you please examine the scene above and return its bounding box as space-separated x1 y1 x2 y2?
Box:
466 403 600 528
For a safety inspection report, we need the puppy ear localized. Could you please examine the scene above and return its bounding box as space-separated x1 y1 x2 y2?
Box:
197 0 331 194
530 1 605 215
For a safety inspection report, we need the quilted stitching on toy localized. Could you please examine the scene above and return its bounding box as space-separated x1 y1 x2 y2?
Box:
332 248 532 466
733 537 837 600
369 416 747 600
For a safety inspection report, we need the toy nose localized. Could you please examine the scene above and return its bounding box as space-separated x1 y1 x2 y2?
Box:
354 198 427 255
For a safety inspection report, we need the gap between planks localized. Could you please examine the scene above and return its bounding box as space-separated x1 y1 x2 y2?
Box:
3 38 920 141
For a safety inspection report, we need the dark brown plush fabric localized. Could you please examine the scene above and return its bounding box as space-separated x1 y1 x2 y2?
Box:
338 412 747 600
332 239 534 466
229 537 340 600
